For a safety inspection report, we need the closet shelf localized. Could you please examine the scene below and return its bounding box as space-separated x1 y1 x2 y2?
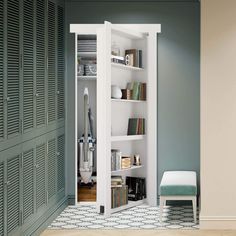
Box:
111 135 145 142
78 52 97 57
111 62 144 71
111 165 143 174
111 98 146 103
77 76 97 81
110 199 146 214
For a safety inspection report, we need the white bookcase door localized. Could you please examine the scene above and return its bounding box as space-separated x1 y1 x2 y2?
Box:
96 21 112 215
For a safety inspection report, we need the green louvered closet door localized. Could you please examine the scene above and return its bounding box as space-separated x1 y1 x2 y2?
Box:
6 155 21 235
0 162 4 236
22 148 35 223
23 0 34 133
36 143 47 211
36 0 46 128
48 1 56 125
57 6 65 121
0 0 4 142
57 134 65 192
48 138 56 200
7 0 20 139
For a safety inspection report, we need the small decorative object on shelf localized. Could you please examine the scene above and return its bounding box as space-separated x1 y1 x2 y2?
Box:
84 64 97 76
111 41 120 56
125 49 142 68
126 176 146 201
133 154 141 166
111 85 122 99
121 156 131 169
127 118 145 135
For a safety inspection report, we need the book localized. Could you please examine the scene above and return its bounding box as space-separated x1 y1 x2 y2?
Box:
132 82 140 100
127 118 145 135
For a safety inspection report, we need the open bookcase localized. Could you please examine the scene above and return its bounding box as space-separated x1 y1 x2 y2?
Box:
70 22 161 216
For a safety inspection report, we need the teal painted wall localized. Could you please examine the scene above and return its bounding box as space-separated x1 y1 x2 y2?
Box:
66 0 200 196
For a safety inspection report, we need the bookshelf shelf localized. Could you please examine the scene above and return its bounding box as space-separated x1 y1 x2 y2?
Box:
110 199 146 214
111 135 145 142
111 99 146 103
111 165 143 174
111 62 144 71
77 76 97 81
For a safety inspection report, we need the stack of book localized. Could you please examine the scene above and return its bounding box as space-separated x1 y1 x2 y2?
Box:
121 157 131 169
127 118 145 135
111 176 123 187
111 177 128 208
127 82 146 101
125 49 142 68
111 55 125 64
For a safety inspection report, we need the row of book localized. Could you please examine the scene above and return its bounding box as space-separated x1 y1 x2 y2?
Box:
111 176 128 208
111 185 128 209
126 82 146 100
111 151 131 171
127 118 145 135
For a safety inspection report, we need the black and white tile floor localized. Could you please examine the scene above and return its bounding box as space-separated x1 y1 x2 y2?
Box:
49 204 199 230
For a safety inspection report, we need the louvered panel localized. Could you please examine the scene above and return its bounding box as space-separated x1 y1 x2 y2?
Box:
57 6 64 120
7 0 20 137
0 0 4 139
36 0 46 127
0 162 4 235
48 1 56 123
23 149 34 222
48 138 56 199
7 155 20 234
23 0 34 132
36 143 46 210
57 134 65 191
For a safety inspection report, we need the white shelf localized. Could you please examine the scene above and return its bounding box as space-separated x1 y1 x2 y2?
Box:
111 135 145 142
111 199 146 214
111 98 146 103
78 52 96 57
77 76 97 81
111 165 143 174
111 62 144 71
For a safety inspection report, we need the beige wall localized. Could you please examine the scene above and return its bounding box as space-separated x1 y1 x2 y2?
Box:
201 0 236 229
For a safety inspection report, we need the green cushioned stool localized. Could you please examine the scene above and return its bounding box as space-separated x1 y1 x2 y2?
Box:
159 171 197 223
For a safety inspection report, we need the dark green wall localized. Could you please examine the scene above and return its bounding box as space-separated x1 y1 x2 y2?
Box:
66 0 200 196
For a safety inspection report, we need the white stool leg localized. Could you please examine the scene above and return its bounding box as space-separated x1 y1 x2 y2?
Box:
192 196 197 224
160 196 165 222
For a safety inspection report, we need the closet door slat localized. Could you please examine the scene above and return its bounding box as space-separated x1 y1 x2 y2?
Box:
36 0 46 127
23 149 34 222
57 134 65 191
48 1 56 124
0 0 4 140
57 6 64 120
7 155 20 234
0 162 4 235
23 0 34 132
7 0 20 137
48 138 56 200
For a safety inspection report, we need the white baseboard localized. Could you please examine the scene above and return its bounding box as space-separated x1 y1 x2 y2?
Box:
200 215 236 229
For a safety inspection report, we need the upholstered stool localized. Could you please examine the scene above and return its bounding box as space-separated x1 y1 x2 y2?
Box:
159 171 197 223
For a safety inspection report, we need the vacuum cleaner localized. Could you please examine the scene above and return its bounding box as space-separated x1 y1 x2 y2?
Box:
78 87 96 185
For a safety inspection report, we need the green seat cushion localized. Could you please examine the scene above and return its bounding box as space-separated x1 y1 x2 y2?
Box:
160 171 197 196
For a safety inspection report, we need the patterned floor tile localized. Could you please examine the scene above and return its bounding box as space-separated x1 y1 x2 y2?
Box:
48 204 199 230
